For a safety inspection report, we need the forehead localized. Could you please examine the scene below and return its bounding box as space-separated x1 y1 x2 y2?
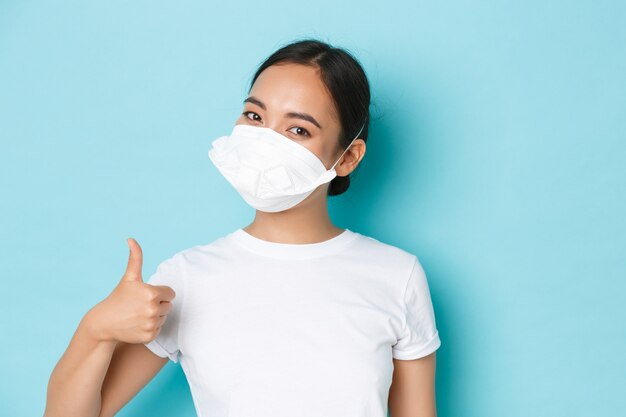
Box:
249 63 339 126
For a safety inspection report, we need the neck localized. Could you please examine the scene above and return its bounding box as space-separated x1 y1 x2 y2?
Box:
242 186 344 244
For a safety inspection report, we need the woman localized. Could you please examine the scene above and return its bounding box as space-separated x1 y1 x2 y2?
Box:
44 38 441 417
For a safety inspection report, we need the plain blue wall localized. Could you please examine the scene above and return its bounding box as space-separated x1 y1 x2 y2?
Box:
1 1 624 416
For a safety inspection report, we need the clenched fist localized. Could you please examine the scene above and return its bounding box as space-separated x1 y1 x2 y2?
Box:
86 238 177 344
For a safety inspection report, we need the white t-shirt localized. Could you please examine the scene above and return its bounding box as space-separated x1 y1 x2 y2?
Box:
144 227 441 417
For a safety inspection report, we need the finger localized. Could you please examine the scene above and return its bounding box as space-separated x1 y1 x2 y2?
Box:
155 315 167 328
157 300 173 316
123 237 143 282
152 285 176 302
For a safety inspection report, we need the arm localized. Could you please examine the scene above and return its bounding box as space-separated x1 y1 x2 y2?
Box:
388 351 437 417
44 238 176 417
99 342 169 417
43 308 169 417
389 255 440 416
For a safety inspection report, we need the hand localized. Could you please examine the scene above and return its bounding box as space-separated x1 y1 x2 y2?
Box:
86 238 177 344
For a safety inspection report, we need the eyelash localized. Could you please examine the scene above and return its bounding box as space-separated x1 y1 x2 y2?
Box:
242 111 311 137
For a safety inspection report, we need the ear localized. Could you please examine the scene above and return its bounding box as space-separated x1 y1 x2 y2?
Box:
335 139 366 177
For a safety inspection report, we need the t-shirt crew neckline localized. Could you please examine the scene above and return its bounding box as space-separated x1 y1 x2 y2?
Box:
228 227 360 259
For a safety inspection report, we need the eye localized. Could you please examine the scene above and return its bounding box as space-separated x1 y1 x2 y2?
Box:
288 126 310 137
242 111 262 123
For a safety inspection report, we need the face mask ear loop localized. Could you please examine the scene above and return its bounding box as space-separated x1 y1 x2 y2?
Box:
329 121 366 171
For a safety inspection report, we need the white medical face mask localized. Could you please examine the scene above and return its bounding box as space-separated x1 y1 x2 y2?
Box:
208 122 365 213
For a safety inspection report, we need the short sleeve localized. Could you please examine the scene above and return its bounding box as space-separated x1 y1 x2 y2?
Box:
143 255 185 363
392 256 442 360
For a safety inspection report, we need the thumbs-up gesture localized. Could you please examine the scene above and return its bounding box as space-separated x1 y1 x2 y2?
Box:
86 238 177 344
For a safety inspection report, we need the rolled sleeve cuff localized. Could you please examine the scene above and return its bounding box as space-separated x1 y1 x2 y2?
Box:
144 339 180 363
392 330 441 360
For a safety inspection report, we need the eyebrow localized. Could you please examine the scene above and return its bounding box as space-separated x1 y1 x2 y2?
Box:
243 96 323 130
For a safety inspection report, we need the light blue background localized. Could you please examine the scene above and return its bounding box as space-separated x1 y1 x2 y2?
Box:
1 1 624 416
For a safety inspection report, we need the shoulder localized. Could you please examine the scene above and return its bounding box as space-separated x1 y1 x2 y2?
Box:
146 233 233 291
350 231 423 293
156 232 236 270
352 230 419 269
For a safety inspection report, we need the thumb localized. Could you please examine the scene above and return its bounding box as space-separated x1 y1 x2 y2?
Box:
123 237 143 282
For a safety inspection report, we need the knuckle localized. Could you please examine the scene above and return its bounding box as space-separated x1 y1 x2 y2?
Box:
146 288 160 301
145 305 159 317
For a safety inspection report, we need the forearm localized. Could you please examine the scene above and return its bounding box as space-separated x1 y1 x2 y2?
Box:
44 308 118 417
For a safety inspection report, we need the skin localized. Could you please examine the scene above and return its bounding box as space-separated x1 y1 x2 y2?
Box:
43 62 437 417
